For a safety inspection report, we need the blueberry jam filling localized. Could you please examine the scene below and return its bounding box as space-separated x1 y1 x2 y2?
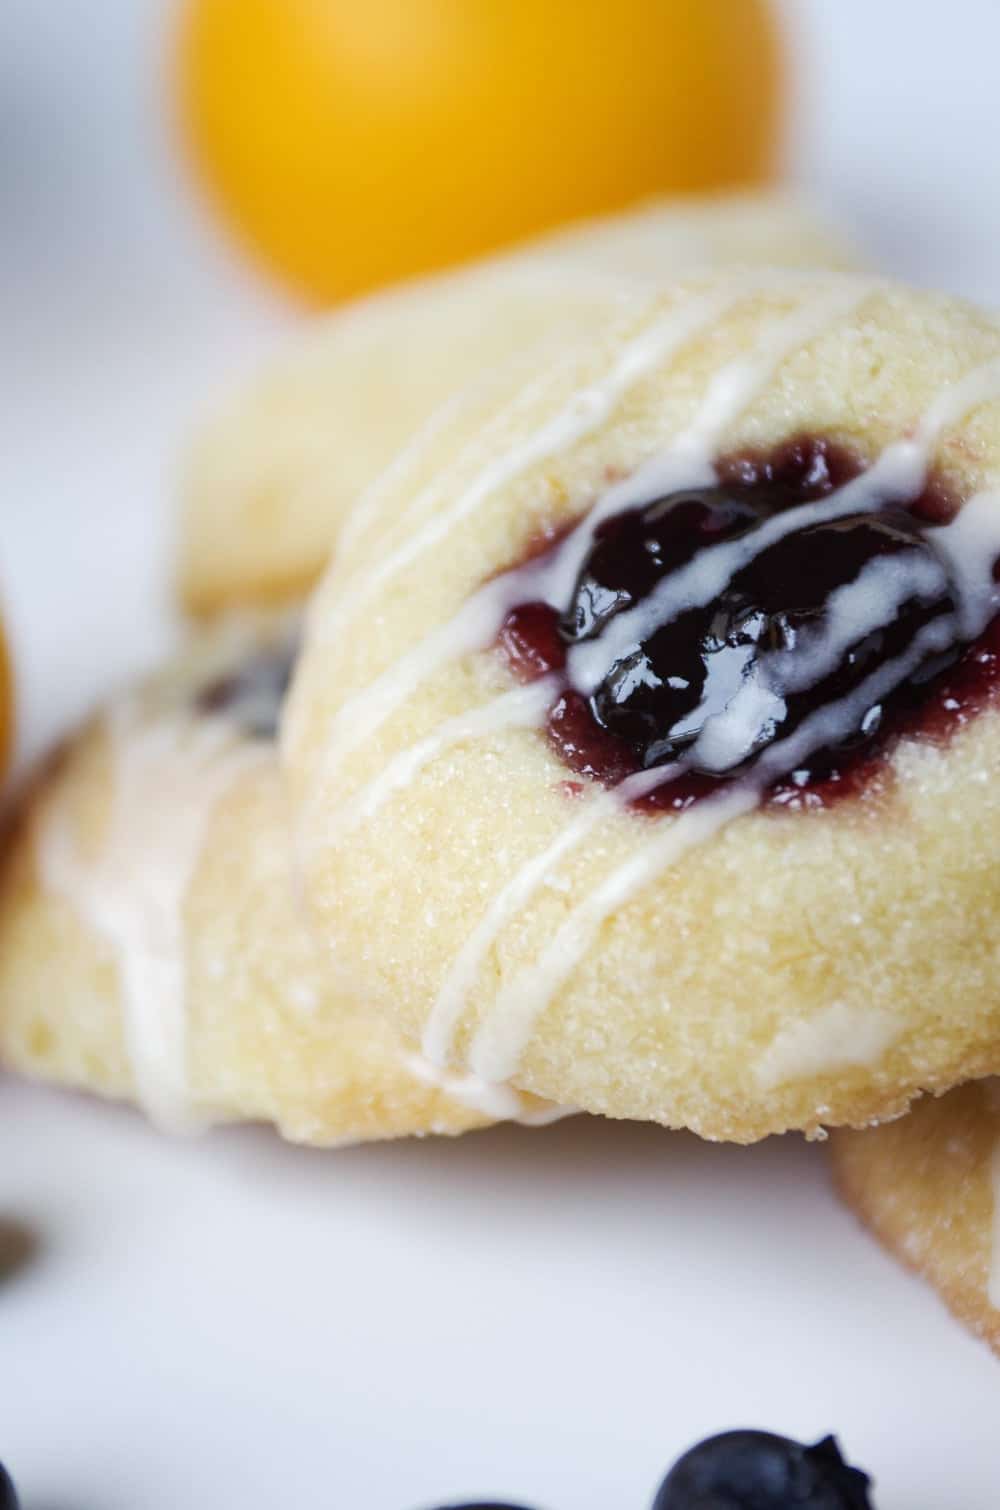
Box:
195 638 298 741
496 436 1000 810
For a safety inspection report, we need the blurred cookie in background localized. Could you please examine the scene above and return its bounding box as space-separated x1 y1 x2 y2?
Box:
0 616 560 1144
178 192 861 616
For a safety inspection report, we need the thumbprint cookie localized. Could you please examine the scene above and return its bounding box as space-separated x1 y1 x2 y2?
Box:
830 1084 1000 1358
284 271 1000 1143
179 192 858 615
0 618 561 1141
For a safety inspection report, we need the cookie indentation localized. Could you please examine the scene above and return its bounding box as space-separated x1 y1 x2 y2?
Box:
498 438 998 810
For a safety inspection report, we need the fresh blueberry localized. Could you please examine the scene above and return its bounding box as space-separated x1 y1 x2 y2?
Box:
652 1430 874 1510
422 1503 537 1509
0 1463 19 1510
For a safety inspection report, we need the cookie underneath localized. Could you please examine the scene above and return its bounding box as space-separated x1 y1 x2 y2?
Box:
830 1083 1000 1358
0 618 558 1143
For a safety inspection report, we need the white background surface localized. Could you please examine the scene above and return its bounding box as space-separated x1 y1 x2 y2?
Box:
2 2 1000 1506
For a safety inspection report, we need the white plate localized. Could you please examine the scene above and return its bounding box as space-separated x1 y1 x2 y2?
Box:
4 1081 999 1510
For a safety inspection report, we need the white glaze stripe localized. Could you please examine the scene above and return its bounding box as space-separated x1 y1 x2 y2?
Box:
468 782 760 1083
361 271 846 588
40 708 265 1130
773 550 947 695
318 294 670 641
935 489 1000 633
752 1004 900 1091
417 288 902 1064
336 388 474 559
314 582 516 814
328 365 574 612
916 356 1000 445
565 453 919 695
568 358 1000 698
315 284 1000 1090
422 763 681 1067
655 281 876 461
466 587 1000 1085
463 519 1000 1083
404 1054 576 1126
323 676 559 840
423 348 1000 1072
527 283 879 620
315 278 800 774
655 543 954 774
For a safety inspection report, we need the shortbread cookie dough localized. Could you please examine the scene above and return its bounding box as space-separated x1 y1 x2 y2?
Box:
830 1083 1000 1358
0 619 558 1142
179 192 858 614
284 270 1000 1143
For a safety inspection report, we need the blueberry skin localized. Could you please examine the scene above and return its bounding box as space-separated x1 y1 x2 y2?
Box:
652 1431 874 1510
423 1503 536 1510
0 1463 18 1510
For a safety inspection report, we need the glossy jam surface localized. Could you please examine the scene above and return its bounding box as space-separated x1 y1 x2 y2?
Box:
497 439 1000 810
195 640 297 740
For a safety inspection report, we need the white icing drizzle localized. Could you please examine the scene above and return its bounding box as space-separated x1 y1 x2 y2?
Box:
322 675 559 841
521 282 878 622
648 280 874 463
566 354 1000 698
314 581 521 802
342 277 873 623
317 367 578 641
444 417 1000 1080
567 451 944 700
752 1003 901 1092
315 276 850 776
614 493 997 777
40 706 265 1131
461 575 1000 1085
565 467 895 698
772 549 947 695
422 762 682 1068
307 284 870 853
934 488 1000 633
335 383 488 561
404 1054 576 1127
467 782 759 1083
314 281 1000 1095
